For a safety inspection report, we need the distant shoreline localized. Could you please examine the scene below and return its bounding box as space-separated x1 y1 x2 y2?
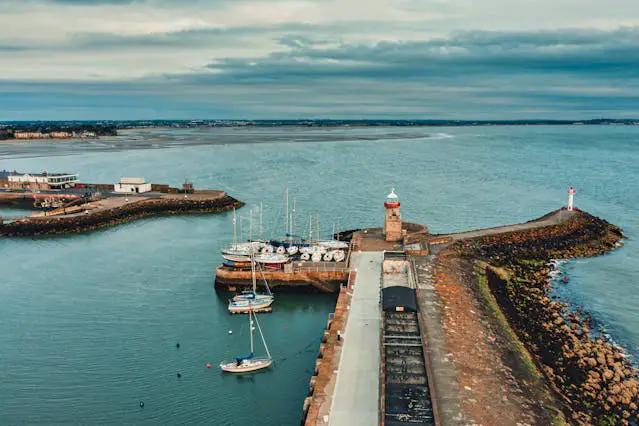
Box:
115 119 639 129
3 118 639 132
0 136 102 143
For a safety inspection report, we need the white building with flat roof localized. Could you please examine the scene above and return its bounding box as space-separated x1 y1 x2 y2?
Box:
8 172 78 190
114 177 152 194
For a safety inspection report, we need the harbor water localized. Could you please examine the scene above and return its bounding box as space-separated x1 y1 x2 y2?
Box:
1 125 638 424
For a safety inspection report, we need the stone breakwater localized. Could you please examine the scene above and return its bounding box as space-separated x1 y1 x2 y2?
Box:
0 195 243 237
453 210 637 425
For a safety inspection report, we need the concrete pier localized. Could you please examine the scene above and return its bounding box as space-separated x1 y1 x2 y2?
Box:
300 208 635 425
0 190 242 236
329 252 382 425
215 263 349 293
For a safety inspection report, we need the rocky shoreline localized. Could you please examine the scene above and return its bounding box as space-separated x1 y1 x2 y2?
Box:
0 195 243 237
453 210 638 425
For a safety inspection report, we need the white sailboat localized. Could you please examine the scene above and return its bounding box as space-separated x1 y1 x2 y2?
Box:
220 303 272 373
255 252 289 265
228 256 274 313
232 260 274 303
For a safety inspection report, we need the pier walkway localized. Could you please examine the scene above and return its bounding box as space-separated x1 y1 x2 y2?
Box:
444 209 568 241
329 251 382 426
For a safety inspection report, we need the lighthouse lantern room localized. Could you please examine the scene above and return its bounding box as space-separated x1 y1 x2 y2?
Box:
384 188 402 242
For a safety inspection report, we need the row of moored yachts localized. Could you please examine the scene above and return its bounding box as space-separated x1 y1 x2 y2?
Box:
221 240 348 265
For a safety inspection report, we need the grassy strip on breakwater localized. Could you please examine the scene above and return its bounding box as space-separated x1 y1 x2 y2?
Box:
454 210 638 425
0 195 243 237
475 261 567 425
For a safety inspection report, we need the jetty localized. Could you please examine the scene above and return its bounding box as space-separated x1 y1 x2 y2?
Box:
0 172 243 236
297 189 637 426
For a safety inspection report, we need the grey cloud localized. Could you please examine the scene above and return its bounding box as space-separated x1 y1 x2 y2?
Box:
49 0 136 4
199 27 639 84
2 27 639 119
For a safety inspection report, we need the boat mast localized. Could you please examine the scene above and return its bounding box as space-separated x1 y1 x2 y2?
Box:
249 305 254 354
233 207 237 246
251 253 257 293
332 223 335 241
285 187 289 240
293 198 296 243
289 212 293 243
308 215 313 242
259 202 263 240
256 262 272 296
253 308 271 359
337 217 341 241
316 214 320 243
249 209 253 242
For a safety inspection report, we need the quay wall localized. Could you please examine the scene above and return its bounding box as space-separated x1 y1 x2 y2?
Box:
301 270 355 425
0 192 36 209
215 266 348 293
0 195 243 237
453 211 638 425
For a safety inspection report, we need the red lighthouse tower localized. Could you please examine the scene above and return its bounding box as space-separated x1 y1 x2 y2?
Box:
384 188 402 242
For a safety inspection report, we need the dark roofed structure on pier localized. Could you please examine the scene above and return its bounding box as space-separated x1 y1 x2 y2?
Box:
382 286 418 312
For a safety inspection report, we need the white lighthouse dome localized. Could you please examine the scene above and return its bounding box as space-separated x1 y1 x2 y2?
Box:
387 188 398 200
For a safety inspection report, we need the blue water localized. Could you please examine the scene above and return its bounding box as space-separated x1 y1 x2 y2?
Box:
1 125 638 423
0 206 33 218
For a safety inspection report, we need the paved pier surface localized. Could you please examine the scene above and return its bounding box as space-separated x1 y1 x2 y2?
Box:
413 255 466 424
444 210 567 241
329 252 382 426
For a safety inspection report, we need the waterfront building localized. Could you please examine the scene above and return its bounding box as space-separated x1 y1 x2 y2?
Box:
114 177 152 194
50 132 72 138
8 172 79 190
383 188 402 242
14 132 46 139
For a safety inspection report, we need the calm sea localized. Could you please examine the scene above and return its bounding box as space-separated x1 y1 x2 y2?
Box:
1 125 638 424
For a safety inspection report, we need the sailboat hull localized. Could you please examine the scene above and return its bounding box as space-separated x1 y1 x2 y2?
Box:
228 298 274 314
232 293 274 302
219 358 272 373
222 254 251 263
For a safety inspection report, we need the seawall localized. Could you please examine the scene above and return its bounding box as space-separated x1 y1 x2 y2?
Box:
452 210 637 425
301 270 354 425
215 266 349 293
0 194 243 237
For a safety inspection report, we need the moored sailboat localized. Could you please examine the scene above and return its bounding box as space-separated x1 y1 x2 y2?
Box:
228 255 274 313
220 303 272 373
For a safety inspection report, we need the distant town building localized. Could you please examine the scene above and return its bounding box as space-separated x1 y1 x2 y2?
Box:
114 177 152 194
14 132 46 139
8 172 79 190
50 132 72 138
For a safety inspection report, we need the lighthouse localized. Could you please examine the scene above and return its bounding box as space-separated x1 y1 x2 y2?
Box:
567 186 577 211
384 188 402 242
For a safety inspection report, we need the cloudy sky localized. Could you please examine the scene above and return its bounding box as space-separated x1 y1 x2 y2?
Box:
1 0 638 120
